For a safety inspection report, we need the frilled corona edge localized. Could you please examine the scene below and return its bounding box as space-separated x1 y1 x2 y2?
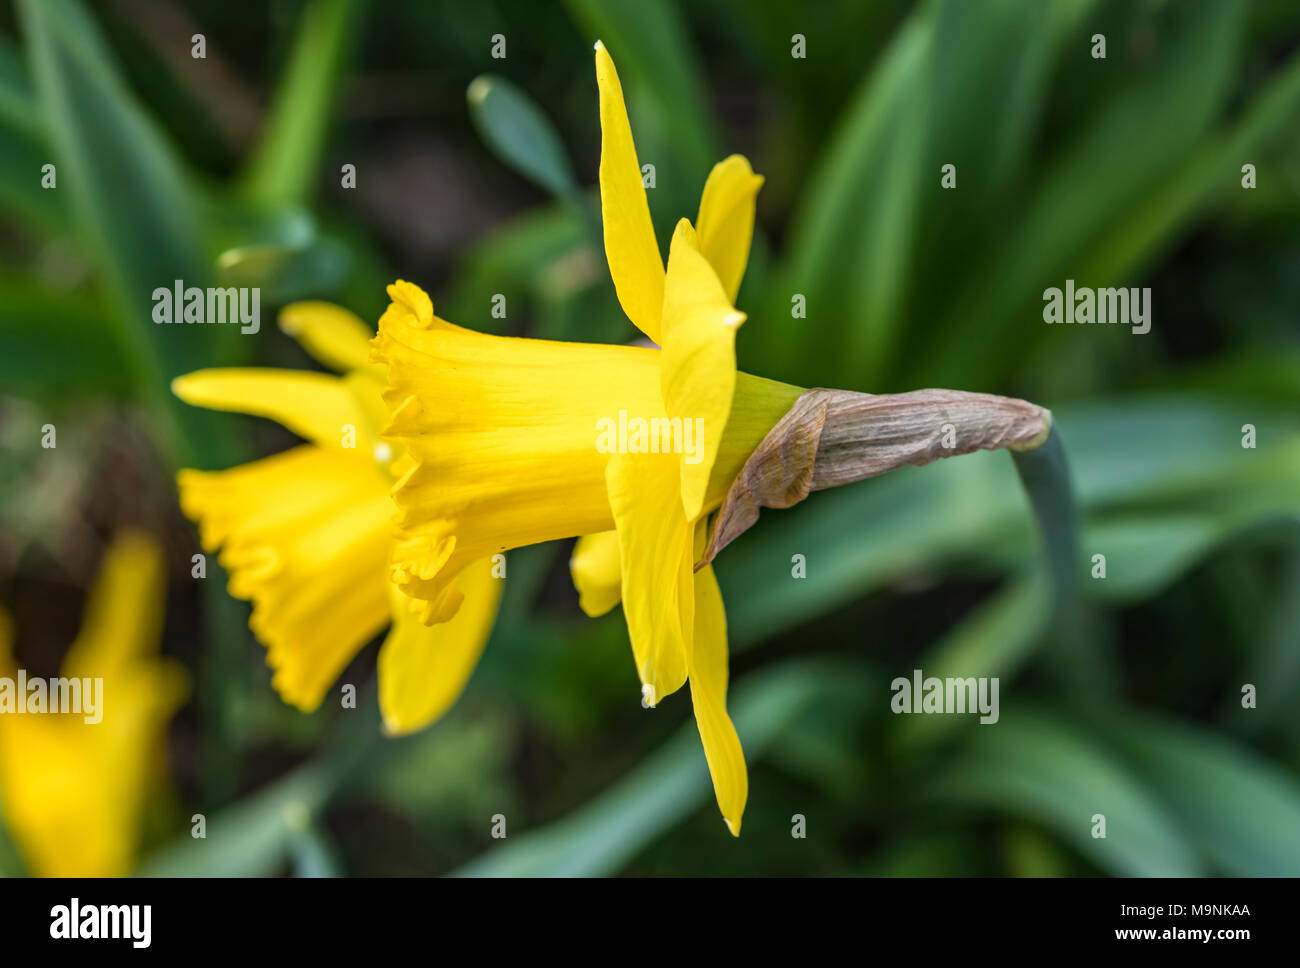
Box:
699 388 1053 567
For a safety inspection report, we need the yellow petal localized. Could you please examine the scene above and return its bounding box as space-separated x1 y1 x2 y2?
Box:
378 556 503 736
661 218 745 521
0 671 182 877
605 452 691 704
173 368 376 454
61 530 164 681
690 558 747 835
695 155 764 304
0 532 185 877
279 301 377 374
344 369 398 470
570 530 623 616
177 446 392 710
595 41 664 344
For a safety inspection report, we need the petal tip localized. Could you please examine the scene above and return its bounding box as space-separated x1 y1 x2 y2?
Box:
381 715 411 738
466 75 491 105
170 373 201 403
276 304 304 335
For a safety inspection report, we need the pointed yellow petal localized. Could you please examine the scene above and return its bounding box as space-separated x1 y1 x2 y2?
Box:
279 301 377 373
0 661 186 876
378 556 503 736
344 369 398 469
695 155 763 304
689 561 747 835
173 368 375 453
595 40 664 343
605 452 691 704
570 530 623 617
61 531 164 680
176 446 392 710
0 531 185 877
661 218 744 521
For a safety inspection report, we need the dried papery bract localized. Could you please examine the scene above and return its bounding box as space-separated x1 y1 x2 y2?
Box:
700 388 1053 566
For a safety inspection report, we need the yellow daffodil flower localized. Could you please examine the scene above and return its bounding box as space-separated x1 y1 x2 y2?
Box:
373 43 809 835
173 302 502 735
0 532 185 877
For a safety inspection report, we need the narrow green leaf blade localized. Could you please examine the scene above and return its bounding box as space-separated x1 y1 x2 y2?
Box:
1100 710 1300 876
467 74 577 199
931 709 1204 876
18 0 241 465
451 660 866 876
136 767 332 877
239 0 362 209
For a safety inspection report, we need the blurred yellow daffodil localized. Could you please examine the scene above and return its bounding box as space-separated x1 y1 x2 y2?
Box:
373 43 806 835
173 302 502 735
0 532 185 876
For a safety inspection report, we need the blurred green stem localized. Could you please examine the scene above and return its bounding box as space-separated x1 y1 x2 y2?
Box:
1010 422 1112 694
240 0 363 209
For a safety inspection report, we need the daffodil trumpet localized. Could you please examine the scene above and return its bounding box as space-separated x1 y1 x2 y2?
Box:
372 41 1055 837
173 301 503 738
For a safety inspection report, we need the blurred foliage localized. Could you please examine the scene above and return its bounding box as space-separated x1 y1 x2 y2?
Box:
0 0 1298 876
